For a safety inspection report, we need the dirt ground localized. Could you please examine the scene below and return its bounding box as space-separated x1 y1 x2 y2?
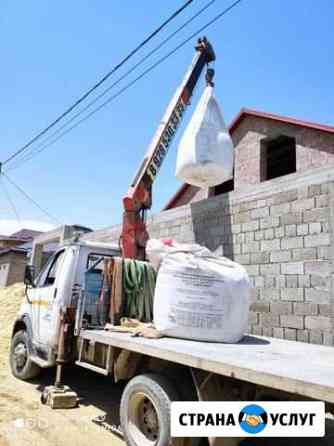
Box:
0 283 124 446
0 284 334 446
0 363 126 446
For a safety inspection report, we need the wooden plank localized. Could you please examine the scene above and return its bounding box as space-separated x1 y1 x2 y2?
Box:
80 330 334 403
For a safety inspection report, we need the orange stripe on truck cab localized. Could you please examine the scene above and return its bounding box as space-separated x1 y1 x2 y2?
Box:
30 299 50 307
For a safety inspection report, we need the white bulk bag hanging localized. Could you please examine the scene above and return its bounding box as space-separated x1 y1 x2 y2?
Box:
175 85 234 188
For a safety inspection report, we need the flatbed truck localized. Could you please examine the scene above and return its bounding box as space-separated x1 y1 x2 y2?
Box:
10 239 334 446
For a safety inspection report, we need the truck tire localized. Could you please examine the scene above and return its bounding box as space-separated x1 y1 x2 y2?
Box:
10 330 41 380
120 373 181 446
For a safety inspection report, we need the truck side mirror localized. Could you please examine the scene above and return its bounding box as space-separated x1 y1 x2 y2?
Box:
24 265 36 287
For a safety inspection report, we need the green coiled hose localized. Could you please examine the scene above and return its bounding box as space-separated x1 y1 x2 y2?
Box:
122 259 156 322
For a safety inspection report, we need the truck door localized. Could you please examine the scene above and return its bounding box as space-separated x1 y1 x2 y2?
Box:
27 249 66 345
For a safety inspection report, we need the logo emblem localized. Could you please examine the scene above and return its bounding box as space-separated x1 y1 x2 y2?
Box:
239 404 268 434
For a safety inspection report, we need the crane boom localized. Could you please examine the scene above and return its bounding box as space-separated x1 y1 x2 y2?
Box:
121 37 215 259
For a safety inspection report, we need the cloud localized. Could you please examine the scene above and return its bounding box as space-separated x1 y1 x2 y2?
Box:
0 219 56 236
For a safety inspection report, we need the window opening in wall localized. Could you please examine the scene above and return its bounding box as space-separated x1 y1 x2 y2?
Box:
261 135 296 181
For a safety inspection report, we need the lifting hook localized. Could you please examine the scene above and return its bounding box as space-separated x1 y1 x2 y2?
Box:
206 67 215 87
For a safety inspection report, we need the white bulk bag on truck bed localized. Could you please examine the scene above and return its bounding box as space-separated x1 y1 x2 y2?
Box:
175 85 234 188
152 242 250 343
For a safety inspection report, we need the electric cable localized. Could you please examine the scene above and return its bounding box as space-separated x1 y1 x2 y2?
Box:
5 0 243 172
6 0 218 172
0 175 21 222
2 0 195 167
2 173 61 225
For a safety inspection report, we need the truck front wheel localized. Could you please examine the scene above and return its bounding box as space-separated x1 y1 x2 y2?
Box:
10 330 41 380
120 373 181 446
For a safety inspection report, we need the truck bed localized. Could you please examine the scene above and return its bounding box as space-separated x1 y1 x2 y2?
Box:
80 329 334 404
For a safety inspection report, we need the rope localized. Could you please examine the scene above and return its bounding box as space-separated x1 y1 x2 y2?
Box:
122 259 156 322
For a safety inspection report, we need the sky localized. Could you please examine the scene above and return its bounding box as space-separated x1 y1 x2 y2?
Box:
0 220 55 236
0 0 333 233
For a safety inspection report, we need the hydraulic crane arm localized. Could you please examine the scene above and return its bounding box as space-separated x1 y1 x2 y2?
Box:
121 37 215 259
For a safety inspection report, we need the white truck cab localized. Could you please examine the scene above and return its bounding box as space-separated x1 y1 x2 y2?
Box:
11 240 120 377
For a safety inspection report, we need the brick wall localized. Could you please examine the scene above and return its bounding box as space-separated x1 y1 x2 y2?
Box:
234 116 334 191
85 165 334 346
165 114 334 210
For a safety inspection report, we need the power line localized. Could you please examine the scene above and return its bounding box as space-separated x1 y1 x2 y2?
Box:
2 0 195 167
0 176 21 222
2 173 61 225
6 0 218 172
6 0 243 172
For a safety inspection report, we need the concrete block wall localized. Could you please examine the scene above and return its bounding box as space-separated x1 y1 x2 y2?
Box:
85 166 334 346
233 185 333 345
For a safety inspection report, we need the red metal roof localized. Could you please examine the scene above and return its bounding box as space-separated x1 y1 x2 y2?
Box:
164 108 334 210
229 108 334 135
163 183 191 211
